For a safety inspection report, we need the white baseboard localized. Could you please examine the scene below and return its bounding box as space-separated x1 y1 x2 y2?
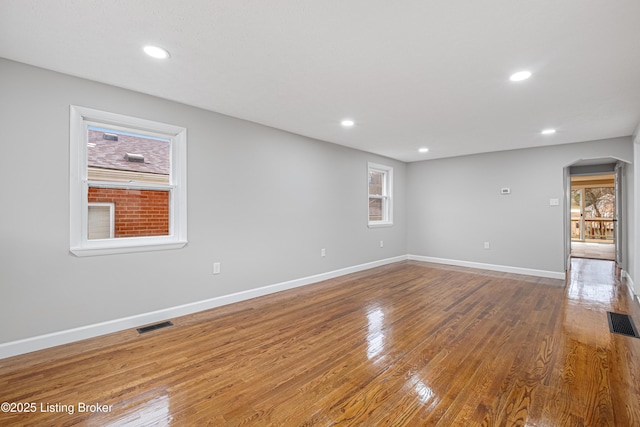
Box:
624 272 639 303
622 270 631 288
0 255 407 360
407 255 566 280
0 254 569 360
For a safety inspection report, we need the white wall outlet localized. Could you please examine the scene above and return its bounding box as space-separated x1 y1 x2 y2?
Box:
321 248 326 257
500 188 511 195
380 240 384 248
213 262 221 275
549 198 559 206
484 242 490 249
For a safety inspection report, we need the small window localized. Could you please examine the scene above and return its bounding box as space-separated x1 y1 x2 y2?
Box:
70 106 187 256
87 203 114 239
368 162 393 227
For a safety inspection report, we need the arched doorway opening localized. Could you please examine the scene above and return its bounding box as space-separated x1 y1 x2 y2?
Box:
564 158 628 273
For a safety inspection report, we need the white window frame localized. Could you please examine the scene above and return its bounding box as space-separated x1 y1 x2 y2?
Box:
70 105 187 256
368 162 393 228
88 202 115 239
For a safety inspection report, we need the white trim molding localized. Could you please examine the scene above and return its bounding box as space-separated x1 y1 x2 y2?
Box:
367 162 394 227
407 255 566 280
0 254 571 359
0 256 407 360
69 105 188 257
624 272 638 301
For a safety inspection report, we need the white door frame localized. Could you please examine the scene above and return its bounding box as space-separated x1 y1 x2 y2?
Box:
563 157 629 272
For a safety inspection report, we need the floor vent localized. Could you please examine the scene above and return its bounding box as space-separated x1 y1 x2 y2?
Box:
137 321 173 334
607 312 640 338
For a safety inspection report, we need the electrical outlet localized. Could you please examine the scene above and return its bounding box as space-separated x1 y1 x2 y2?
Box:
321 248 326 257
484 242 490 249
380 240 384 248
213 262 221 274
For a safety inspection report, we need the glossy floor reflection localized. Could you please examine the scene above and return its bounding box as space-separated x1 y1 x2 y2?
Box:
571 241 615 261
568 258 621 304
1 260 639 426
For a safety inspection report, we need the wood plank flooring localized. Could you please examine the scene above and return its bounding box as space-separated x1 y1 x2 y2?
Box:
1 259 639 426
571 241 616 261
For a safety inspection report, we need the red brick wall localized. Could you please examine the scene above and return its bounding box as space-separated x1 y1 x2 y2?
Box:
88 188 170 237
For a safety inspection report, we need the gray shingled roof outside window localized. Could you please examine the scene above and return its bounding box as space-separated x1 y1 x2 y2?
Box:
87 129 170 175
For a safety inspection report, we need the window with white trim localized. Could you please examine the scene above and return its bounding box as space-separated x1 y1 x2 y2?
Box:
87 203 114 239
368 162 393 227
70 106 187 256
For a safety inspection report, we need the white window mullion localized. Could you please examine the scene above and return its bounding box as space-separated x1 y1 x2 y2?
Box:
86 180 175 192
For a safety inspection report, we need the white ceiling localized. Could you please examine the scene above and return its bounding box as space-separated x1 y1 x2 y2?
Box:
1 0 639 162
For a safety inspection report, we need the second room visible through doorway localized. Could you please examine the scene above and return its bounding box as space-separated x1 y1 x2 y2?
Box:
570 173 615 261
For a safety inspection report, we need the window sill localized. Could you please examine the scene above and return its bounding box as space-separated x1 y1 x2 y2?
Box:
70 240 187 257
368 222 393 228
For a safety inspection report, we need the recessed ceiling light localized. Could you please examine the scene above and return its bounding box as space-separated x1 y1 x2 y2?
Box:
509 71 532 82
341 119 355 127
541 128 556 135
418 147 429 153
143 45 170 59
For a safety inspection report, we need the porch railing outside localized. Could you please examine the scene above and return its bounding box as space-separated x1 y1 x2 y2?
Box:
571 218 614 241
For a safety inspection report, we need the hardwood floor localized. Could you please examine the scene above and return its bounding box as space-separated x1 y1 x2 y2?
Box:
1 259 639 426
571 241 616 261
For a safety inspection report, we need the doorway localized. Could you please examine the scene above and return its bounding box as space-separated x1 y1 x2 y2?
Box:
563 157 626 269
570 174 615 260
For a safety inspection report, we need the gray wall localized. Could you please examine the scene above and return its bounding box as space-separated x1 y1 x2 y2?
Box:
633 136 640 295
625 149 635 289
407 138 634 274
0 59 407 343
0 57 636 347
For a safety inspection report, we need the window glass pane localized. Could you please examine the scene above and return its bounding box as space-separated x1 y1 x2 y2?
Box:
88 187 170 238
369 198 383 221
571 189 581 239
583 187 614 240
369 170 384 196
583 187 614 219
571 189 581 219
87 127 170 184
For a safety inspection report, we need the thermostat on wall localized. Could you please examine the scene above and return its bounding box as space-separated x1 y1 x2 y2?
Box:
500 188 511 195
